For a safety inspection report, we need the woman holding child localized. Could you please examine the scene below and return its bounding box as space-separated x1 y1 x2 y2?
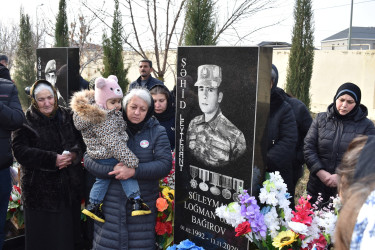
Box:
83 87 172 249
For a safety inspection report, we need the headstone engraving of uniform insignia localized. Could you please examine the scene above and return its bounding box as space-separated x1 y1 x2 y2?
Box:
232 178 244 202
189 165 198 189
198 168 209 191
221 175 232 199
209 172 221 196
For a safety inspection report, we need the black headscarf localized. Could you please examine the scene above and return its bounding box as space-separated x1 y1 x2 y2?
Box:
122 90 155 135
333 82 361 119
151 84 175 122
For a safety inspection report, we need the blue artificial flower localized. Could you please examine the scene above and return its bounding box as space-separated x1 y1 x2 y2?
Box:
177 239 195 249
167 245 177 250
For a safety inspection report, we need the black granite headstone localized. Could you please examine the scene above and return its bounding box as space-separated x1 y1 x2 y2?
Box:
174 46 272 250
36 48 80 107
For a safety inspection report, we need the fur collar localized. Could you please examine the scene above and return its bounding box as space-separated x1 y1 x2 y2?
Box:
70 89 106 124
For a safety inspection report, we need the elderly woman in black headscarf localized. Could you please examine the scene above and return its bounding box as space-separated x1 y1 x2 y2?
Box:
304 82 375 205
12 80 84 250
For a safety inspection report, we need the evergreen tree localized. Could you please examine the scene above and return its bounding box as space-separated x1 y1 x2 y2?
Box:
55 0 69 47
285 0 314 108
184 0 216 45
14 11 36 110
101 0 129 91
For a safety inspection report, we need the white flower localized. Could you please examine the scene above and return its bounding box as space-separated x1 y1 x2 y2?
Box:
215 203 244 227
288 221 309 235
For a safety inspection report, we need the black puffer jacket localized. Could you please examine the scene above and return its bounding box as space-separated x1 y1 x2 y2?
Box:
304 103 375 202
267 91 298 193
276 87 312 167
12 105 84 211
0 78 24 170
84 117 172 250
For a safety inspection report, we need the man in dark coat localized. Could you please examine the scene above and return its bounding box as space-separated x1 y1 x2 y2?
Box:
0 77 24 249
273 65 313 192
267 65 298 207
128 59 164 90
0 55 12 81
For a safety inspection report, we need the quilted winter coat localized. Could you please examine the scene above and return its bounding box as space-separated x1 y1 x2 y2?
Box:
304 103 375 203
84 116 172 250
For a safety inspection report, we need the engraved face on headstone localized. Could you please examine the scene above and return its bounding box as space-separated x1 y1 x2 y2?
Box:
45 59 57 87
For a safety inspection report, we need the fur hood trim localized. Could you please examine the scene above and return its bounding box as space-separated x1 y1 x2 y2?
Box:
70 89 106 124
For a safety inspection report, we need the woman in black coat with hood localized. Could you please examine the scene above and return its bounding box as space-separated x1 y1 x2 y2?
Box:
304 82 375 205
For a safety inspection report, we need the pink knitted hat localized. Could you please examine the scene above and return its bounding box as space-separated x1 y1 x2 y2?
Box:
95 75 123 109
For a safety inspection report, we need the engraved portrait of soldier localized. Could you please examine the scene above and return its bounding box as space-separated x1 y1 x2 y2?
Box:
45 59 67 106
186 64 246 167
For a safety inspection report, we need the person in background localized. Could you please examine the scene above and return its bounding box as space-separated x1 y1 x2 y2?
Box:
0 76 24 249
83 87 172 249
0 54 12 81
150 84 176 150
335 135 375 249
71 75 150 224
304 82 375 205
129 59 164 90
12 80 84 250
272 64 313 198
267 65 298 207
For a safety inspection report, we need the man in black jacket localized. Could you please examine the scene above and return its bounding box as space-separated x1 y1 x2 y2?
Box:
128 59 164 90
0 78 25 249
268 65 298 207
0 55 12 81
272 64 313 192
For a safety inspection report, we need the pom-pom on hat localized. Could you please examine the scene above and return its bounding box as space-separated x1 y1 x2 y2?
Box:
95 75 123 109
334 82 361 104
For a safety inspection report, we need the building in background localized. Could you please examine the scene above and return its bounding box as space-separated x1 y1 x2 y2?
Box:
321 27 375 50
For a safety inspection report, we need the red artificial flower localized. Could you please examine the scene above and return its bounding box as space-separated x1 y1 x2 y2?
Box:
235 221 252 237
303 234 327 250
156 197 169 212
292 196 314 226
9 196 12 201
155 221 167 235
14 185 21 193
165 221 173 235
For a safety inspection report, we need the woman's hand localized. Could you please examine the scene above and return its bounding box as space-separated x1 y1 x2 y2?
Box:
108 163 135 180
56 154 72 169
316 170 338 187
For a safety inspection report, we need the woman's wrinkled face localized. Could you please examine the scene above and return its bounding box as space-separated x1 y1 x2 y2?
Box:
336 94 356 115
152 93 168 114
36 89 55 116
126 96 149 124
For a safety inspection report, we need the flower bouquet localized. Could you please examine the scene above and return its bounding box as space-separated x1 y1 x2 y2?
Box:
215 171 339 250
7 185 24 229
156 151 176 250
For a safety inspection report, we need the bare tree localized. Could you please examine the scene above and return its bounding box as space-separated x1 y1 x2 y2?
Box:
82 0 280 81
69 13 103 73
0 21 20 71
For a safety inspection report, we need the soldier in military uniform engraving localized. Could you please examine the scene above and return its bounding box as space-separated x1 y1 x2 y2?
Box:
187 64 246 167
45 59 67 106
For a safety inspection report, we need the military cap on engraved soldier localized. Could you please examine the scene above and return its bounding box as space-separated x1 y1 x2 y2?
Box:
194 64 222 88
45 59 56 74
